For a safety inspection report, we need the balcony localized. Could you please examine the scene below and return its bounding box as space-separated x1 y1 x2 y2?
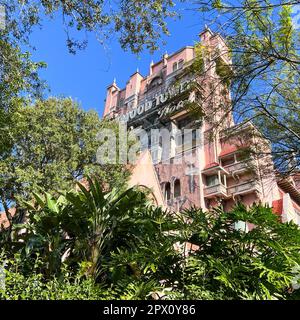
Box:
277 178 300 204
204 184 227 198
224 161 254 174
224 160 256 175
228 180 261 196
224 161 246 173
202 163 229 176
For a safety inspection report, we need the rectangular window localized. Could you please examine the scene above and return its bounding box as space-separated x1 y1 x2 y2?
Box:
178 59 184 69
172 62 178 72
188 167 195 193
206 175 219 187
236 152 247 162
221 156 235 166
192 129 198 147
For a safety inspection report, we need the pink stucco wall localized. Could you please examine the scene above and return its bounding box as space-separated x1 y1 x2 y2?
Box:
101 28 300 224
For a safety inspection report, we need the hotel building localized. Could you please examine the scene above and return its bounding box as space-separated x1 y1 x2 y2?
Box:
103 28 300 226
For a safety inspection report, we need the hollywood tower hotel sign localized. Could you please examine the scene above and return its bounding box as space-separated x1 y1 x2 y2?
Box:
103 28 300 225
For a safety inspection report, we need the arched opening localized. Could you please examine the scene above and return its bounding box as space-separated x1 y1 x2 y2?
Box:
174 179 181 198
164 182 171 201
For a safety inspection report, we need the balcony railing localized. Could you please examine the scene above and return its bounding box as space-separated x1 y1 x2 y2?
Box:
204 184 227 198
224 160 256 174
228 180 260 196
202 179 261 199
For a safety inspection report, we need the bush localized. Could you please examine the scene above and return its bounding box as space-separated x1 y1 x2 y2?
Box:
0 253 115 300
2 179 300 300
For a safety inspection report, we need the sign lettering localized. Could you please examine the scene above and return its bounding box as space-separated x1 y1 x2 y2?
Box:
119 79 194 122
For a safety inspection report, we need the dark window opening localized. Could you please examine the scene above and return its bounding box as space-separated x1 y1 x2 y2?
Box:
206 174 219 187
174 179 181 198
173 62 178 72
178 59 184 69
221 156 235 166
165 182 171 201
177 116 192 129
188 165 196 193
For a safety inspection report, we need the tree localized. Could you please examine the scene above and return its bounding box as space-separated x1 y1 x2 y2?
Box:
0 37 45 155
14 177 180 295
169 203 300 300
1 0 178 54
0 0 180 166
190 0 300 176
0 98 131 240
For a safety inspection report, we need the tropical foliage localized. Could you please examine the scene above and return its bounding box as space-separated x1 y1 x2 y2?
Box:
1 178 300 300
169 205 300 300
0 0 300 302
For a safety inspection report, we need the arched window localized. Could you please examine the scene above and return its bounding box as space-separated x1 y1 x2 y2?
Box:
174 179 181 198
164 182 171 201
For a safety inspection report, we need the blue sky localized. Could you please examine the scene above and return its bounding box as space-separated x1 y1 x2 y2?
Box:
27 4 205 117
